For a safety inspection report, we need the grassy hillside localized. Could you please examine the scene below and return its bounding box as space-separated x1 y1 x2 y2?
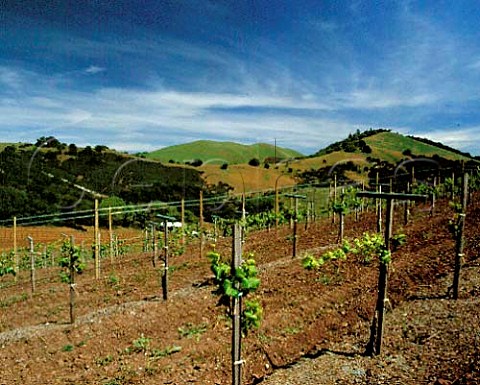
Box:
364 131 471 163
0 142 22 151
284 130 478 189
146 140 303 165
200 163 297 193
293 131 472 170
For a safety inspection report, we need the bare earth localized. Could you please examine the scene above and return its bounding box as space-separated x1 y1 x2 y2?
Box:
0 193 479 385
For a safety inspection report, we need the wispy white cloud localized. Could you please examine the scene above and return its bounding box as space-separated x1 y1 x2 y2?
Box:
85 65 106 74
3 0 480 157
1 60 479 155
0 66 26 90
0 66 364 153
415 126 480 153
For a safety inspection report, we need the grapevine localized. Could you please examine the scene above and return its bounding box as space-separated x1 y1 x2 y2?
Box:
59 239 85 284
207 251 262 335
0 251 16 277
303 231 406 271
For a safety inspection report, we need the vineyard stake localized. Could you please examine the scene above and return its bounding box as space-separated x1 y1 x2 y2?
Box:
200 190 204 259
332 174 337 224
143 228 148 252
157 214 176 301
43 244 47 268
452 172 469 299
151 223 157 267
181 198 185 245
377 185 382 233
231 223 243 385
69 235 76 324
94 199 100 279
212 215 219 244
13 216 18 281
339 188 345 242
312 187 317 222
285 194 307 258
109 207 114 264
357 191 427 356
114 235 119 258
451 171 455 200
27 236 35 297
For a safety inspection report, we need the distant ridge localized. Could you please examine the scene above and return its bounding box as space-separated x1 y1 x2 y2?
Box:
309 129 473 164
146 140 303 165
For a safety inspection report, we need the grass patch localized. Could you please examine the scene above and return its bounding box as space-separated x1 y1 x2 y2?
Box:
178 322 208 340
0 292 28 308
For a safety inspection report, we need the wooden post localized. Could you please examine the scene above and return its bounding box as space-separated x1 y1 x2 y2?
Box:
338 188 345 243
199 190 204 258
151 223 157 267
181 198 185 245
157 214 176 301
452 172 469 299
143 228 148 252
98 231 101 273
286 194 306 258
305 197 309 231
69 235 76 324
377 185 382 233
27 236 35 297
375 198 394 355
242 192 246 222
213 215 218 244
13 216 18 281
357 191 427 356
109 207 114 264
404 182 410 225
289 196 294 229
162 221 169 301
94 199 100 279
275 186 279 228
293 197 298 257
375 172 380 231
332 174 337 224
312 188 316 221
328 180 332 220
114 235 119 258
451 171 455 200
43 244 47 268
361 182 365 214
231 223 243 385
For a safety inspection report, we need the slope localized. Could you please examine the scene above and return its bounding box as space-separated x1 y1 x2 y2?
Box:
146 140 303 165
364 131 471 163
287 130 478 187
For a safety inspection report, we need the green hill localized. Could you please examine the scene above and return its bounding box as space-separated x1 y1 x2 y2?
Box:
309 129 472 163
146 140 303 165
293 129 478 187
364 131 471 163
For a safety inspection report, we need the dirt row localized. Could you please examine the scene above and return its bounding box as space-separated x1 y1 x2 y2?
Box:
0 193 479 384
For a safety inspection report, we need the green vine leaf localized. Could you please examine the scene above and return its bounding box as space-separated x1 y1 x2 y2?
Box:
207 249 262 332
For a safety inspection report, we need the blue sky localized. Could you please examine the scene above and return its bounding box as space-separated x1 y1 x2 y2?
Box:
1 1 480 155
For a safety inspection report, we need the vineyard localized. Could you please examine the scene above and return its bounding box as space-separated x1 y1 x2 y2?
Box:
0 175 479 384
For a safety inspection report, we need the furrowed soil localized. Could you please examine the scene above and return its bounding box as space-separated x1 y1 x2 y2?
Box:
0 193 479 385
